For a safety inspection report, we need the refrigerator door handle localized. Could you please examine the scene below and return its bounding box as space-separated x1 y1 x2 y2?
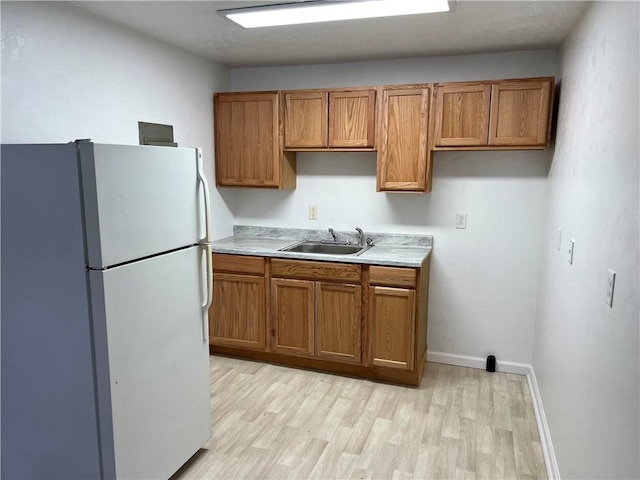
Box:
196 148 213 342
202 242 213 310
196 148 212 244
200 242 213 342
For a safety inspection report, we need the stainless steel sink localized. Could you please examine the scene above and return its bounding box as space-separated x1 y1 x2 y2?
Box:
279 240 372 256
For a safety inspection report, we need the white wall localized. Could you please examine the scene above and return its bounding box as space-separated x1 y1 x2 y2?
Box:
229 50 558 365
532 2 639 479
1 1 235 239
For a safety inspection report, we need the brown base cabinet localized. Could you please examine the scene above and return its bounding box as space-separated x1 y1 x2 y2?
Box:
369 286 415 370
270 260 362 363
316 282 362 364
271 278 314 356
270 278 362 363
210 273 266 350
209 254 267 350
210 254 430 386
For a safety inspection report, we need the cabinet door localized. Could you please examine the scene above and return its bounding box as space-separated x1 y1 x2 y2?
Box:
377 87 430 192
488 79 552 146
284 91 328 148
329 90 376 148
214 92 281 187
315 282 362 364
434 83 491 146
369 286 415 370
210 273 266 350
271 278 314 356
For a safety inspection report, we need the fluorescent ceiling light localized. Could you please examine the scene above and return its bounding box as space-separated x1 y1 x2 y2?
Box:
220 0 450 29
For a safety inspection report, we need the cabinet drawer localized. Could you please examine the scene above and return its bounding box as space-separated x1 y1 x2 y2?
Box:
272 259 361 282
213 254 265 275
369 266 416 288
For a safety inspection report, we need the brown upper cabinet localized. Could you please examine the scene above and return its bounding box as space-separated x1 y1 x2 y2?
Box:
488 78 553 146
283 91 328 148
433 77 554 150
213 76 554 192
433 82 491 147
214 92 296 189
377 86 432 193
283 88 376 150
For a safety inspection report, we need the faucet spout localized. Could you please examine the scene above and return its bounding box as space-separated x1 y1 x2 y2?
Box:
355 227 364 246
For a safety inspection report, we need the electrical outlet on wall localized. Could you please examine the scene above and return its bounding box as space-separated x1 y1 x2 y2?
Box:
308 205 318 220
455 213 467 229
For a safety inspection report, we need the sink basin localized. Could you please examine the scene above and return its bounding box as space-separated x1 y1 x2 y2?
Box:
279 241 372 256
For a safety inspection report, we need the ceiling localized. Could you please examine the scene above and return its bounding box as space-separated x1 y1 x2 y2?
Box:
72 1 588 68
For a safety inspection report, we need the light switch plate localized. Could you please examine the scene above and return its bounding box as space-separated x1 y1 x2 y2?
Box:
605 269 616 307
567 239 575 264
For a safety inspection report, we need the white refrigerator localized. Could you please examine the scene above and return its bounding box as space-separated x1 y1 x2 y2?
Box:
1 141 213 479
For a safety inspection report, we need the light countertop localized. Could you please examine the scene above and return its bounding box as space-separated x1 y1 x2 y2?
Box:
211 226 432 268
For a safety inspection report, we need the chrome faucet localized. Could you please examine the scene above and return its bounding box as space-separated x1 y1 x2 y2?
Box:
325 228 350 245
355 227 364 246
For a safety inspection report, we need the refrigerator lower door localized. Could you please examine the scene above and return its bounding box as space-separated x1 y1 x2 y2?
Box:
89 246 211 479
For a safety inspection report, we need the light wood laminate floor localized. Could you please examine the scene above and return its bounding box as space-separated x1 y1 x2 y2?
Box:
173 356 547 480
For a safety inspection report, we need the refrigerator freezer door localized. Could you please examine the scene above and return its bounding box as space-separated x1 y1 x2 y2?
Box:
89 246 211 479
80 143 207 268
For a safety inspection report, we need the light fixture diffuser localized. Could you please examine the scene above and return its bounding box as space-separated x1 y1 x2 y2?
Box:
220 0 450 29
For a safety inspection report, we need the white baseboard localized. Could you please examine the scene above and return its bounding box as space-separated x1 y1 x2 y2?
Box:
426 350 531 375
527 367 561 479
426 350 560 479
